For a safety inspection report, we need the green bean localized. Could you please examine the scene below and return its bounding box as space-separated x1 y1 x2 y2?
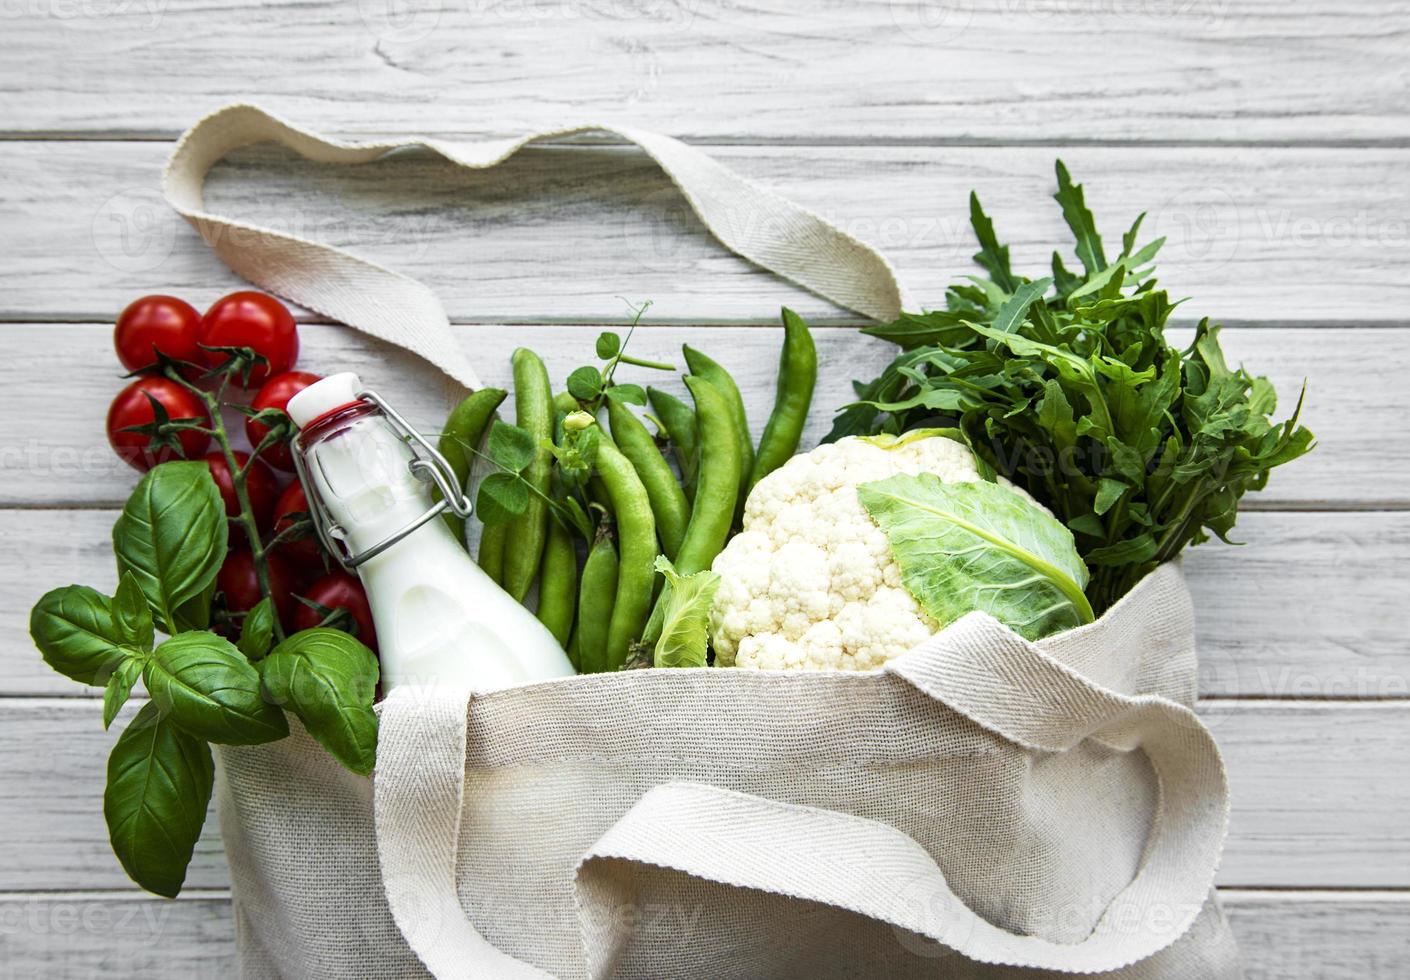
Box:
593 438 657 670
672 375 743 576
477 520 507 585
502 349 553 601
536 518 577 648
575 526 620 674
749 308 817 494
646 386 699 491
606 395 690 560
682 346 752 507
437 387 507 544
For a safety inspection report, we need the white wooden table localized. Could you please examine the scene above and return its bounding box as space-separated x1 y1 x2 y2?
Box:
2 1 1407 975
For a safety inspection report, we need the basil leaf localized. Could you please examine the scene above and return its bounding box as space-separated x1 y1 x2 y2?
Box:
261 628 379 776
30 585 132 686
112 571 155 651
104 701 214 898
112 462 227 634
144 632 288 745
858 474 1093 641
237 596 277 662
103 657 145 730
651 556 720 669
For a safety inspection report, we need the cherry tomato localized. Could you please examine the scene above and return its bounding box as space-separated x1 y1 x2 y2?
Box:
202 451 281 534
271 479 324 570
246 371 321 471
217 548 296 625
293 571 377 652
114 295 203 373
106 377 211 471
199 291 299 386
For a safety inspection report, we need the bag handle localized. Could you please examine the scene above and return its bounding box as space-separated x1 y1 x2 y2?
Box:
374 565 1228 978
163 104 913 391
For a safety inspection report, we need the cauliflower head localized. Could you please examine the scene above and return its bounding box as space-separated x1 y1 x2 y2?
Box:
710 433 1038 671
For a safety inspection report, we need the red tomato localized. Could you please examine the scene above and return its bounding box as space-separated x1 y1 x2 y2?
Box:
246 371 321 471
114 295 203 373
202 451 281 534
106 377 211 471
217 548 296 624
270 479 324 569
199 291 299 386
293 571 377 652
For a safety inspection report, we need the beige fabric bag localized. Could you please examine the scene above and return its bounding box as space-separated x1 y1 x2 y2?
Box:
169 107 1239 979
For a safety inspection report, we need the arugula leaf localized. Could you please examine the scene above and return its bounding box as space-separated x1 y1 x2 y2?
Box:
1053 160 1107 276
112 461 227 634
143 632 288 745
650 556 721 669
104 701 214 898
969 191 1017 292
859 475 1093 640
261 628 379 776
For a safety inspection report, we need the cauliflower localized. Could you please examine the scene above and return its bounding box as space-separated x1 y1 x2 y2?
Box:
710 433 1039 671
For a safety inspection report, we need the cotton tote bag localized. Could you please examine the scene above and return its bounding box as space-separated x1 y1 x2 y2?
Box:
165 106 1240 979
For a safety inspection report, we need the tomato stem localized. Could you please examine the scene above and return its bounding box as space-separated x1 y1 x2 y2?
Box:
165 365 287 643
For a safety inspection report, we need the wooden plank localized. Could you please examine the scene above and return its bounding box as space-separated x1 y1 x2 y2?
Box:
0 0 1406 143
0 891 1405 980
0 322 1391 507
5 140 1409 324
1 699 1405 891
7 508 1405 700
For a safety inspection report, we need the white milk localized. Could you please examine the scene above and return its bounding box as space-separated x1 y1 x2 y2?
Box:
288 373 575 691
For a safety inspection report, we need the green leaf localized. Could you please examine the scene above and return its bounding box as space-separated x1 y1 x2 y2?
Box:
103 657 145 730
261 628 379 776
858 474 1093 640
1053 160 1107 276
237 596 278 662
989 278 1053 334
30 585 135 686
596 331 622 359
1094 477 1128 516
112 462 227 634
143 632 288 745
567 365 605 402
486 421 536 474
104 701 214 898
111 571 155 651
608 383 647 406
650 556 721 669
969 191 1017 292
476 472 530 525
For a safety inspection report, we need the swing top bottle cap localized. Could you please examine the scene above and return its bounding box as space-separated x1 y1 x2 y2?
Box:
287 372 364 429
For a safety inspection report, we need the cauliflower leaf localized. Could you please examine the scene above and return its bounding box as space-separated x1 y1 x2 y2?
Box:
857 474 1093 641
651 556 720 669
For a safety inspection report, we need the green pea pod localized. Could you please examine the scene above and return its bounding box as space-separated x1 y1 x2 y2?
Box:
682 346 752 507
593 438 657 670
503 349 553 601
606 394 690 560
437 387 507 544
575 527 619 674
536 518 576 648
672 375 743 576
477 521 507 585
552 390 578 439
646 386 699 491
749 308 817 494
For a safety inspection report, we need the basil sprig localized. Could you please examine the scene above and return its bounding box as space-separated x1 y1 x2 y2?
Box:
831 161 1315 614
29 462 379 896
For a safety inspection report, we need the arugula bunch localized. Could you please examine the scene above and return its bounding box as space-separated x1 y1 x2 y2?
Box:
829 162 1314 614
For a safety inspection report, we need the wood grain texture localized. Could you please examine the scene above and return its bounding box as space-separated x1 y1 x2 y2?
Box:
0 891 1404 979
4 140 1408 324
0 322 1388 506
2 699 1406 892
8 508 1406 700
0 0 1405 143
